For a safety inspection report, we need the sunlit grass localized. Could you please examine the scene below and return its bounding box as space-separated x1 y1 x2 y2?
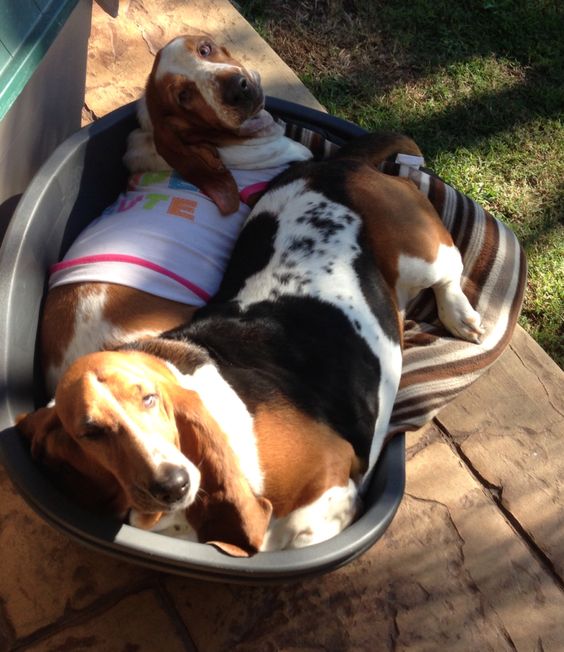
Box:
240 0 564 366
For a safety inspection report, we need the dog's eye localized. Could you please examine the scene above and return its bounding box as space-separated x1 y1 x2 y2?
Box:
79 425 106 441
177 88 190 105
198 43 212 57
142 393 158 409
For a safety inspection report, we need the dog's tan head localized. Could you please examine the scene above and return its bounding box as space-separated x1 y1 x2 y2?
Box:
17 350 272 556
144 31 275 214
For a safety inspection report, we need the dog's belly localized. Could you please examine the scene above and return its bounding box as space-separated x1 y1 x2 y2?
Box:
43 284 193 396
44 286 132 394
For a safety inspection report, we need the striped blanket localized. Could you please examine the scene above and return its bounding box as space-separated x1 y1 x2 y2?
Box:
282 121 527 436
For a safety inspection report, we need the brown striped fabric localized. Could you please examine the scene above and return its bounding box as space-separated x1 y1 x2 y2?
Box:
281 123 527 437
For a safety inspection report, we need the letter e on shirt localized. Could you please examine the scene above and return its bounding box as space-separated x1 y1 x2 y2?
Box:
168 197 198 220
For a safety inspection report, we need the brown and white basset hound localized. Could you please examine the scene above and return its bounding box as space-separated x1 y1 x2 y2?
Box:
19 33 485 557
18 348 359 555
41 30 311 396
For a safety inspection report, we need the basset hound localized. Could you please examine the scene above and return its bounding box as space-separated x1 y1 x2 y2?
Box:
18 348 358 555
42 30 311 396
19 32 485 557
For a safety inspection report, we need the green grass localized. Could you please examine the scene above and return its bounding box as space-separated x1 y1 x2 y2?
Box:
240 0 564 367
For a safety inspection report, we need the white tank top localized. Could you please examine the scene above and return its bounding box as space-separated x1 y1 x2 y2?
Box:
49 167 286 306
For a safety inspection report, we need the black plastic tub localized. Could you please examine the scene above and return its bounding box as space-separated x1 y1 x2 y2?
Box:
0 99 405 583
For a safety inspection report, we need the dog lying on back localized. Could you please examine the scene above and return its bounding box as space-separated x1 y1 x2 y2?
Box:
18 33 484 556
42 31 311 396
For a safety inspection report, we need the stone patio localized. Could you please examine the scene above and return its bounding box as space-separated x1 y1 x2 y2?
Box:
1 1 563 650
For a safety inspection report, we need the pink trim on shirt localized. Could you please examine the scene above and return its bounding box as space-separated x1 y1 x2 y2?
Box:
239 181 270 205
50 254 211 302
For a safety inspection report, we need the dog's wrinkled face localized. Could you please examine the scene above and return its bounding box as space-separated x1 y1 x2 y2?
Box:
144 30 277 215
53 351 201 515
150 31 272 139
18 349 273 555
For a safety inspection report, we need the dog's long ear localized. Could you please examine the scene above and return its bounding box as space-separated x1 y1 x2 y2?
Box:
16 405 62 460
16 407 127 517
171 386 272 557
201 494 273 558
152 116 240 216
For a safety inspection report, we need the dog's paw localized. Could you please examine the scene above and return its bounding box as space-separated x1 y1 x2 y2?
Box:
439 302 485 343
454 311 485 343
435 285 485 344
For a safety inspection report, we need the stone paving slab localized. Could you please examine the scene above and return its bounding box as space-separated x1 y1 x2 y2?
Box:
0 462 156 647
437 326 564 579
405 425 564 651
162 424 564 651
22 591 192 652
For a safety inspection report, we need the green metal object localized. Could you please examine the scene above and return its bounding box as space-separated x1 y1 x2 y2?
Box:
0 0 80 121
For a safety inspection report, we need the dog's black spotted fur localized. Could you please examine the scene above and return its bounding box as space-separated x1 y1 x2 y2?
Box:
125 159 404 462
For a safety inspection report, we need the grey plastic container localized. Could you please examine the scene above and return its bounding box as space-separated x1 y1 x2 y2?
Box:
0 99 405 583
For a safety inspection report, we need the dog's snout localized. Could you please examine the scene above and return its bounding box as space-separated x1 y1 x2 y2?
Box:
223 73 259 107
149 464 190 504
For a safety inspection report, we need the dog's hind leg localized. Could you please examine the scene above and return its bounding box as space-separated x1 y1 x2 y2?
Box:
397 244 484 343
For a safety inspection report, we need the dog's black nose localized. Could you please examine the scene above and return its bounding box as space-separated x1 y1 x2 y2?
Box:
149 465 190 504
223 73 257 107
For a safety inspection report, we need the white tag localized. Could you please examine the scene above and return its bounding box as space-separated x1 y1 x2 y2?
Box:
395 153 425 167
